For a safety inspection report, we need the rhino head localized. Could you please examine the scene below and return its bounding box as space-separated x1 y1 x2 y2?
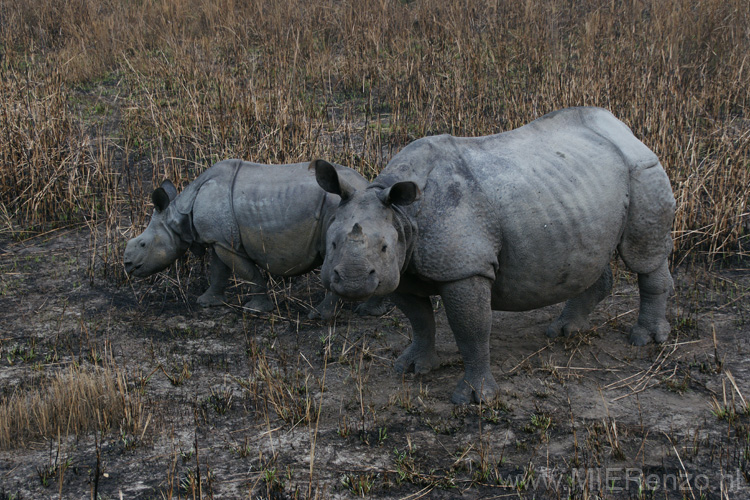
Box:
124 180 190 277
313 160 420 300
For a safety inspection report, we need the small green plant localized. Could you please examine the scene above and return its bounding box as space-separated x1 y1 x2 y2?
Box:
119 430 138 451
179 448 194 463
341 472 377 496
36 464 54 487
161 362 192 386
393 446 419 484
377 426 388 445
530 413 552 430
230 439 253 458
261 466 285 494
35 456 72 488
524 412 553 441
337 415 351 438
664 373 691 394
203 386 234 415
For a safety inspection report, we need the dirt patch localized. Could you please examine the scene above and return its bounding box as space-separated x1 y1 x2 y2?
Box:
1 229 749 499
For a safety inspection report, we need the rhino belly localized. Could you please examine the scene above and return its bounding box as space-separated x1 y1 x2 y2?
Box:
488 162 629 311
239 224 322 276
490 242 616 312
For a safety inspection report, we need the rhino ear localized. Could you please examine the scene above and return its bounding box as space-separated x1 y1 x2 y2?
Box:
160 180 178 201
312 159 357 200
378 181 421 206
152 187 171 212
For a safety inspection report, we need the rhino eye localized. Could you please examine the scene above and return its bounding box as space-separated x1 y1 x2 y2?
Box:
139 242 146 248
381 244 387 253
332 242 337 250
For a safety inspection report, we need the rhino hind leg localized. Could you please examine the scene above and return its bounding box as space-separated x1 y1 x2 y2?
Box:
546 265 613 338
618 161 675 345
439 276 499 405
197 248 231 307
392 293 440 376
213 246 275 313
629 260 673 345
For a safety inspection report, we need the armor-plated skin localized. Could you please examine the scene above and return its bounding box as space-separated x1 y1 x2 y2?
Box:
124 160 386 319
315 107 676 404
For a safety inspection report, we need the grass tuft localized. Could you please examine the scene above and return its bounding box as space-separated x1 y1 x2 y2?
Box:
0 360 147 449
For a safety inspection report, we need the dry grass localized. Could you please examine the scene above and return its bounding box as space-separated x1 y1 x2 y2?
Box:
0 359 147 449
0 68 114 231
0 0 748 262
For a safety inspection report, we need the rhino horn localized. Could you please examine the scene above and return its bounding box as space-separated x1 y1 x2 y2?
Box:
348 223 365 240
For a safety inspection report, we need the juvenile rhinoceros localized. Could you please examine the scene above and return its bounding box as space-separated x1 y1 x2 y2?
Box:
124 159 385 320
313 107 675 404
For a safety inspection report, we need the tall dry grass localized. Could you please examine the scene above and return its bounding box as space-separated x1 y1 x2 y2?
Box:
0 0 747 262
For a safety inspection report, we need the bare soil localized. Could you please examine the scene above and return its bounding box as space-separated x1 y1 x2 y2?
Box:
1 227 749 499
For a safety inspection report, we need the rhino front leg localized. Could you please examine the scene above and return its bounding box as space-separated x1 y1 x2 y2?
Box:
546 265 613 338
440 276 499 405
213 246 275 313
309 294 389 321
630 260 673 346
355 295 390 317
197 247 230 307
392 293 440 376
308 292 339 321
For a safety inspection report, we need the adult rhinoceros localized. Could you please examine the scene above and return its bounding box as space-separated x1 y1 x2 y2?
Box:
124 159 385 320
313 107 675 404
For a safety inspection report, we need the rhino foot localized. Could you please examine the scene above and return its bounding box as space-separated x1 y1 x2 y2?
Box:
545 317 591 338
451 369 500 405
394 343 440 375
355 297 390 317
242 296 275 313
307 306 335 322
629 319 670 346
197 291 226 307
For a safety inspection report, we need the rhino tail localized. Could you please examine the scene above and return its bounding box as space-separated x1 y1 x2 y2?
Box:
618 159 676 274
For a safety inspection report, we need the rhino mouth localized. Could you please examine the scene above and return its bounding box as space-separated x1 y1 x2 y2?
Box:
330 274 380 301
124 262 143 275
331 286 374 301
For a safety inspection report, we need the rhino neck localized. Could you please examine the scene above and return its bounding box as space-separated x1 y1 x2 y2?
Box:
392 204 418 274
315 192 340 257
165 204 196 254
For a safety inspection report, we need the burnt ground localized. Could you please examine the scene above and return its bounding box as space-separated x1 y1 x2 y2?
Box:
0 226 749 499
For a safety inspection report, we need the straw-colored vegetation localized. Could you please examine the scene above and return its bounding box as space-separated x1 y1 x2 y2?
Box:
0 359 146 449
0 0 747 261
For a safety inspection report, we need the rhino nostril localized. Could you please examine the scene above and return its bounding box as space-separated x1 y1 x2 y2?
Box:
332 268 341 283
368 269 376 276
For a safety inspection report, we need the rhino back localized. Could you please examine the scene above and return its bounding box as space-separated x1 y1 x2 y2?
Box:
386 107 655 310
191 160 365 276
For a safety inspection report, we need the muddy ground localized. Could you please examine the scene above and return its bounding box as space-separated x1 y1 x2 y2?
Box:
0 226 749 499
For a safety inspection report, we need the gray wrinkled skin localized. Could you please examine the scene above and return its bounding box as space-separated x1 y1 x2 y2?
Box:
315 107 676 404
124 160 387 320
